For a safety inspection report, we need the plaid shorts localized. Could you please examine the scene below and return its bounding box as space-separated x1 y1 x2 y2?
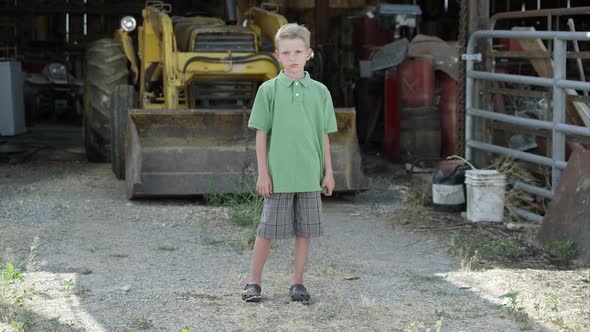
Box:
257 192 324 240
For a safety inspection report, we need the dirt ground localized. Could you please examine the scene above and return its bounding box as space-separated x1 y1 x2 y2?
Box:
0 129 589 331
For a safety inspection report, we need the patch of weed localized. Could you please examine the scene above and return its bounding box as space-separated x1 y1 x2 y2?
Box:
177 291 222 301
2 262 24 285
543 293 559 312
500 290 529 323
468 250 479 271
479 241 523 261
130 316 154 330
544 240 577 260
435 309 453 320
63 279 74 290
201 236 246 254
48 316 61 331
403 318 443 332
110 253 128 258
158 245 177 252
447 229 527 267
74 285 92 297
204 176 263 232
10 310 34 331
403 272 446 285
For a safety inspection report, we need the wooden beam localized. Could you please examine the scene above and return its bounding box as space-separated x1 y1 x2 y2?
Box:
0 3 144 16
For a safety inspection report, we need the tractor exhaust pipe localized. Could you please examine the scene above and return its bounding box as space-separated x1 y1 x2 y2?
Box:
224 0 237 25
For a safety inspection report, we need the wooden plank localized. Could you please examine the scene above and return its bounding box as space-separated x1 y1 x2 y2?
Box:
491 122 590 145
288 0 366 9
489 87 548 98
566 51 590 59
567 95 590 103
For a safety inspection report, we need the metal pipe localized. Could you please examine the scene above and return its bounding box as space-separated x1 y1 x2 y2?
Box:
469 71 590 91
468 70 554 87
467 107 553 130
514 181 553 199
470 29 590 43
466 140 567 169
556 79 590 91
513 208 544 223
469 107 590 136
552 39 567 191
465 50 474 160
224 0 238 25
556 123 590 137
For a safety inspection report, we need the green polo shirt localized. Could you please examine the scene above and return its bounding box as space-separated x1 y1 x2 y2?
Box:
248 71 338 193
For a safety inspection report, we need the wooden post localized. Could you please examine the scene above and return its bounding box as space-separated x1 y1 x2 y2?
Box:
469 0 491 167
314 0 329 47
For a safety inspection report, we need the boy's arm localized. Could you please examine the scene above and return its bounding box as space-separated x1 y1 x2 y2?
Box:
255 130 272 198
321 134 335 196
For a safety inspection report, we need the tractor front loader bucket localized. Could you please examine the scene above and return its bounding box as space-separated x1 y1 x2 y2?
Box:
125 108 367 199
125 109 256 199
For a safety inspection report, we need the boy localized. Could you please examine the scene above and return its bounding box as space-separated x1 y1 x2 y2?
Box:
242 23 337 303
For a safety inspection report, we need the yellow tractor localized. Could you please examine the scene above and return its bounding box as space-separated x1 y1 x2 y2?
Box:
83 0 367 198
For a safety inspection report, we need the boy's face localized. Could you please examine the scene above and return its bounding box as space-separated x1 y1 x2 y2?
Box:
274 37 312 79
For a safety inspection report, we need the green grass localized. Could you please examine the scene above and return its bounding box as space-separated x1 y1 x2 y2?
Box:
479 241 522 261
544 240 577 260
200 235 249 254
402 271 446 285
447 230 526 266
204 177 264 241
158 245 177 252
130 316 154 330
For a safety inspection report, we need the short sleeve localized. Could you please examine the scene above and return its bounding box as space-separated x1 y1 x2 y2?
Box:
323 88 338 134
248 84 272 132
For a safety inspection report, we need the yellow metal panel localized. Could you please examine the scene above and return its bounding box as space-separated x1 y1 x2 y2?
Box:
114 30 139 84
245 7 288 46
175 52 279 83
141 8 161 63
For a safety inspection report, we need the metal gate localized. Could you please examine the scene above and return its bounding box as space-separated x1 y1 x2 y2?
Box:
464 29 590 222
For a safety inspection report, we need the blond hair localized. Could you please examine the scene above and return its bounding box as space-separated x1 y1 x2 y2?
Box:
275 23 311 49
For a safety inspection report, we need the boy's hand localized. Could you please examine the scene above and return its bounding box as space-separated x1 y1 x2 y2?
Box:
321 172 335 196
256 173 273 199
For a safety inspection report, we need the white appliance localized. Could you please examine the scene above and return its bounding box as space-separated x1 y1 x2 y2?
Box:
0 61 26 136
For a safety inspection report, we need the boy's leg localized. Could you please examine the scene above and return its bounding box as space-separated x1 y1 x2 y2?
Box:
291 236 310 285
289 192 322 301
249 236 272 285
248 192 296 285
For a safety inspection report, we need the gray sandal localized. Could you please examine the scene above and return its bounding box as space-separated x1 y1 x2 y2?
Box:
242 284 262 302
289 284 311 302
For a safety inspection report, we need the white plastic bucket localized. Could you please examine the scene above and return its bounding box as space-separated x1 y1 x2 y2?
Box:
465 170 506 222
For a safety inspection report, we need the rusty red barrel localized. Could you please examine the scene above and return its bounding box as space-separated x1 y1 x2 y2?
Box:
384 71 400 159
438 72 459 157
398 57 435 107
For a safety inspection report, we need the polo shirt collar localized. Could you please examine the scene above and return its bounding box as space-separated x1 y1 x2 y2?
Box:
277 70 312 87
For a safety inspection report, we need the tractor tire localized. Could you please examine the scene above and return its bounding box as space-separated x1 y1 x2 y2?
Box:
111 85 137 179
83 38 129 162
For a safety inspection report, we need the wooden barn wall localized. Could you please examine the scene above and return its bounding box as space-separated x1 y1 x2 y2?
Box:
2 0 589 51
1 0 590 68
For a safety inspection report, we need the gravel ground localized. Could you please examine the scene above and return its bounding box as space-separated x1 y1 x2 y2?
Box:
0 148 588 331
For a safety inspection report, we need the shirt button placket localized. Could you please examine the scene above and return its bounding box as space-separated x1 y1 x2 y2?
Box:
294 81 301 104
